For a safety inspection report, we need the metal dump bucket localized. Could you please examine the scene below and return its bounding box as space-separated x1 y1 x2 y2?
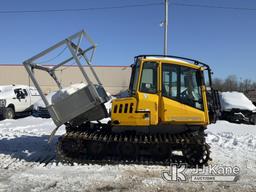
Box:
47 84 109 127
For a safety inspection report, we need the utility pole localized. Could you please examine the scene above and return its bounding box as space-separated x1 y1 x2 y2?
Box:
164 0 168 56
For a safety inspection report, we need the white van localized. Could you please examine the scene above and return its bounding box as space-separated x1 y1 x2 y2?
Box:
0 85 41 119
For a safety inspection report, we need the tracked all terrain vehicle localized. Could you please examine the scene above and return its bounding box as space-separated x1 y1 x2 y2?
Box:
23 31 220 166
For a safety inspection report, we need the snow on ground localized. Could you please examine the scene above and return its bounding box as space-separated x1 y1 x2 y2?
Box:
0 117 255 192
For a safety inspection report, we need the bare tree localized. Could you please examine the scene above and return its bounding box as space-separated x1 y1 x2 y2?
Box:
212 75 256 93
252 82 256 90
241 79 252 92
212 78 224 91
223 75 238 91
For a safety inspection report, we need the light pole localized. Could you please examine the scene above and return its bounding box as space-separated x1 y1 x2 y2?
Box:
164 0 168 56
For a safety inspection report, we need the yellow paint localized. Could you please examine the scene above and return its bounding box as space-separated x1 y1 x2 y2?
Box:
201 85 210 124
136 92 159 125
111 97 150 126
111 57 210 127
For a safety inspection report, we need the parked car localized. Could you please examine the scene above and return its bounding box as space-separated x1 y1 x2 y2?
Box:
219 91 256 125
0 85 41 119
32 92 56 118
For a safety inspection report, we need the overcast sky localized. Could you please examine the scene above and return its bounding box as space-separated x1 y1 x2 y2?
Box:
0 0 255 81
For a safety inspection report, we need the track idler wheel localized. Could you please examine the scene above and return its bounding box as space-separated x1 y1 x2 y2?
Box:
183 144 210 166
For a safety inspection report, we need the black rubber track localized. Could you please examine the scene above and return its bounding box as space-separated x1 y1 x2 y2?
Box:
56 128 211 167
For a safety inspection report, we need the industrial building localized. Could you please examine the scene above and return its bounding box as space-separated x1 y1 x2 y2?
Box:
0 65 131 95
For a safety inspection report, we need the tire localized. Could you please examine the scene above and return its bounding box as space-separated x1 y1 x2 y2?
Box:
251 114 256 125
3 107 15 119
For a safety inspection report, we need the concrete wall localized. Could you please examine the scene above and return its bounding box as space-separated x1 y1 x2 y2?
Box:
0 65 131 95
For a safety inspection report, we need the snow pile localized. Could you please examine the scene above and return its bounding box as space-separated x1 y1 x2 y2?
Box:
206 120 256 186
207 121 256 151
50 83 87 104
220 91 256 111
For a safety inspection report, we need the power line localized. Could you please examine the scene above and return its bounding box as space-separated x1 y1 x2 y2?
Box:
171 2 256 11
0 2 163 14
36 46 67 64
0 1 255 15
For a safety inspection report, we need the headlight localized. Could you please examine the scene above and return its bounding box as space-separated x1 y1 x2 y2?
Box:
0 99 6 107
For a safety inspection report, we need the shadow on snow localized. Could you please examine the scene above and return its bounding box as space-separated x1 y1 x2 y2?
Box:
0 135 59 163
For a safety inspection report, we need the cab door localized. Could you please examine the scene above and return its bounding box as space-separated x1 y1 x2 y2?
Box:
179 66 206 124
160 64 186 123
159 63 206 124
136 61 160 125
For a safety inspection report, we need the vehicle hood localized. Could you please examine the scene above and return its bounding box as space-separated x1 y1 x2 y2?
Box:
0 91 15 100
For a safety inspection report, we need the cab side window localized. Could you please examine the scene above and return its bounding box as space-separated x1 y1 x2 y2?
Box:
162 64 178 99
180 67 202 109
140 62 158 94
14 88 27 99
162 64 203 110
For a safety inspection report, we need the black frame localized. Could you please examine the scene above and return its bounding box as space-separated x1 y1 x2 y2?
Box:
134 55 213 87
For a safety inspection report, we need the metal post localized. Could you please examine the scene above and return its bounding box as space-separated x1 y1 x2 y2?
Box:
23 62 50 107
66 40 92 85
164 0 168 56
